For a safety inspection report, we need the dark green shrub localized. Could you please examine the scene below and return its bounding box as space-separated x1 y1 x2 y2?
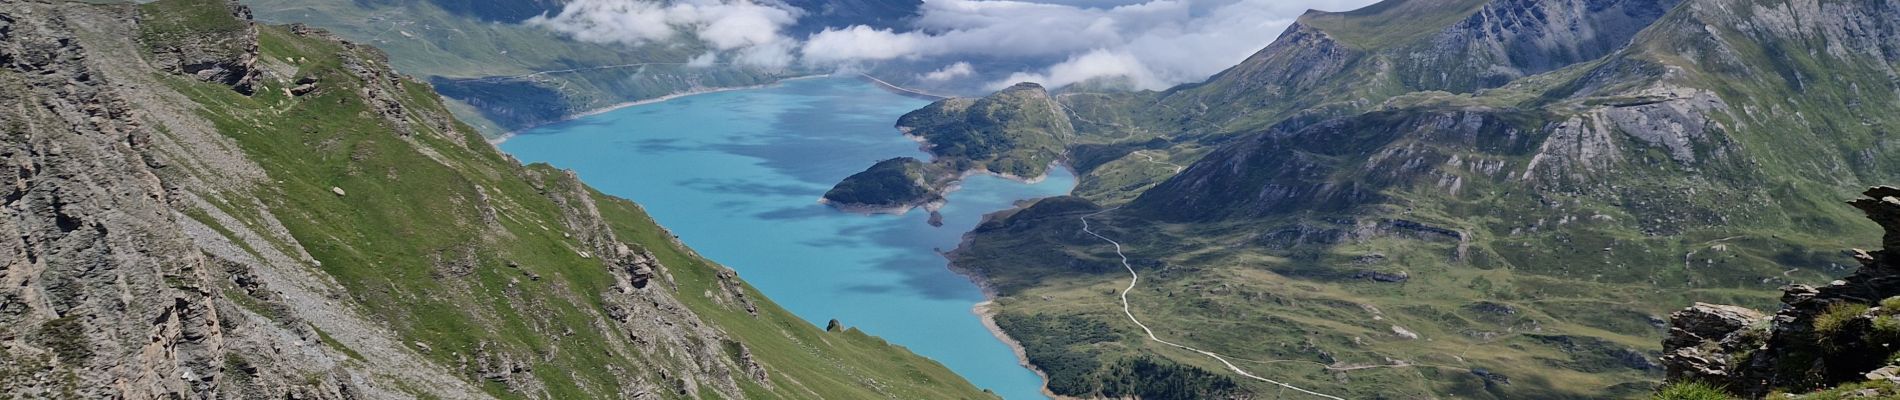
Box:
1815 303 1872 339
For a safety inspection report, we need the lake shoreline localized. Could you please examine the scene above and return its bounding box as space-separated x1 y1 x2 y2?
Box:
946 204 1076 400
489 74 829 144
972 300 1082 400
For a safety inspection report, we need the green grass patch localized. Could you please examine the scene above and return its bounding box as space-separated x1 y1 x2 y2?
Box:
1816 303 1872 342
1653 381 1734 400
309 325 366 361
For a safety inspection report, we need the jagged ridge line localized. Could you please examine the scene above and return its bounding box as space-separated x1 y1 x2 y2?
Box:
1080 208 1347 400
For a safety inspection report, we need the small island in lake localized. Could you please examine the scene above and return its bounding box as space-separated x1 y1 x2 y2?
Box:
821 157 946 214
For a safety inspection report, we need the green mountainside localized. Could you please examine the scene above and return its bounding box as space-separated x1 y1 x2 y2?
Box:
0 1 989 398
897 82 1076 179
940 0 1900 398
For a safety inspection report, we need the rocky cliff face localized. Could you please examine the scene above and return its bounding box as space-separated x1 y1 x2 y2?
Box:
0 5 256 396
0 1 986 398
1132 109 1545 221
140 0 260 94
1396 0 1683 92
1139 0 1900 230
1663 187 1900 397
1122 0 1683 137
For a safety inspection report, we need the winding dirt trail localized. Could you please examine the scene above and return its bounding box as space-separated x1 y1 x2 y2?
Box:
1137 150 1186 173
1080 209 1346 400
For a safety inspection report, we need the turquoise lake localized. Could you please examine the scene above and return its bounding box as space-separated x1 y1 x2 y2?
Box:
500 77 1071 399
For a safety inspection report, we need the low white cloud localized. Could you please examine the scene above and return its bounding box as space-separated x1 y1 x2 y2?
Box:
732 40 798 68
920 62 976 81
525 0 801 69
525 0 677 44
996 49 1157 89
801 26 931 64
803 0 1381 90
686 51 719 67
527 0 1383 89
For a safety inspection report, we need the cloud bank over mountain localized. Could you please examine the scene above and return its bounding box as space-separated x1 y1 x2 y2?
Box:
525 0 803 68
529 0 1379 89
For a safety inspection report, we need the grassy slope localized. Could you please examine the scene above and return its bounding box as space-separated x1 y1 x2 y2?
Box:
146 1 990 397
898 83 1075 178
1298 0 1492 49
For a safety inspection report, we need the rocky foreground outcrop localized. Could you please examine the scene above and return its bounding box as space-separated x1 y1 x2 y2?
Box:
1663 187 1900 397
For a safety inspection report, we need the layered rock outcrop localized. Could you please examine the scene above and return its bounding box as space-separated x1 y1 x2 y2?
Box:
1662 187 1900 397
137 0 259 94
